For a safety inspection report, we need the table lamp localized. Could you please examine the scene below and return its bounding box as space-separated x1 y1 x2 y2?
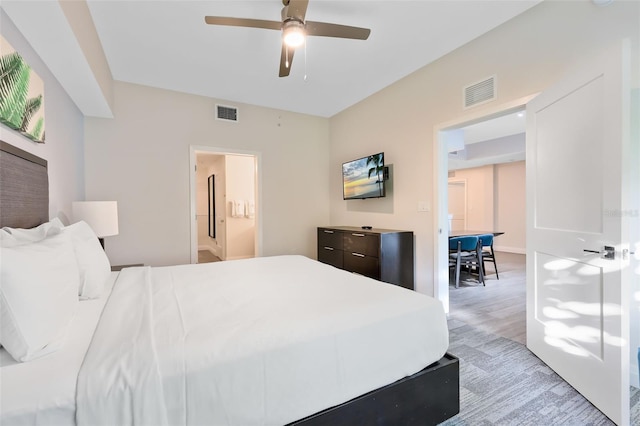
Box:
72 201 119 248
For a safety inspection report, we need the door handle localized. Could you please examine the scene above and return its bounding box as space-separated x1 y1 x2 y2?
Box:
352 253 365 257
583 246 615 260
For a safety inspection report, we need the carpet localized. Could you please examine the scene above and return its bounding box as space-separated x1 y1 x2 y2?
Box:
440 319 618 425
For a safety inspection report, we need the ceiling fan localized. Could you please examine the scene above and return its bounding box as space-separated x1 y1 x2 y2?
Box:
204 0 371 77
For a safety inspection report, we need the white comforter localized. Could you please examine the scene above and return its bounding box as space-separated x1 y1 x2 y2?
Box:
76 255 448 426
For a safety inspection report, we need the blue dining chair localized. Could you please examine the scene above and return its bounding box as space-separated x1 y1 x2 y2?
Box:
449 235 484 288
478 234 499 279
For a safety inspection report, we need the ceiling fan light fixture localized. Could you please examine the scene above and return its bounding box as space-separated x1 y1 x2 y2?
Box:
283 20 305 47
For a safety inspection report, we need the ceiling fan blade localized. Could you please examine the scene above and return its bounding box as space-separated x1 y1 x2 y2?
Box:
279 43 295 77
286 0 309 21
204 16 281 31
305 21 371 40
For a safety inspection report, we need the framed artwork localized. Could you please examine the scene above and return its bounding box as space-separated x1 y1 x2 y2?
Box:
0 35 46 143
208 174 216 238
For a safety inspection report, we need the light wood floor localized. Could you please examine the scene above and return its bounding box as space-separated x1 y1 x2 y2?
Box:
198 250 221 263
448 251 526 344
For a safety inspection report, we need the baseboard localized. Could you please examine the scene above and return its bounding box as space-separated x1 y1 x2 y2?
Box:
494 246 526 255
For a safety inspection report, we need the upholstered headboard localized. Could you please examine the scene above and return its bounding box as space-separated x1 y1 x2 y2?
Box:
0 141 49 228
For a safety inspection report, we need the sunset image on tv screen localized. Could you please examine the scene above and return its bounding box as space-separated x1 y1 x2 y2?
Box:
343 153 385 199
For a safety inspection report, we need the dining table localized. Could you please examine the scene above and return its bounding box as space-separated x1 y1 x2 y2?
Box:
449 230 504 238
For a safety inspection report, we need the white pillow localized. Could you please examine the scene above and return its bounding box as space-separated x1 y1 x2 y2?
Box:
65 221 111 299
0 218 65 247
0 229 16 247
0 231 80 362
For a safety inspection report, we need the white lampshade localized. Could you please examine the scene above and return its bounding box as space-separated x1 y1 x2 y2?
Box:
72 201 119 238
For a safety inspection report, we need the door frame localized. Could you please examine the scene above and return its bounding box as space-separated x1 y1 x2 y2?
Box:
189 145 263 264
432 94 536 313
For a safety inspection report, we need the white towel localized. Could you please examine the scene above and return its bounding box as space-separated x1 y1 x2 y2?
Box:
231 200 245 218
246 200 255 219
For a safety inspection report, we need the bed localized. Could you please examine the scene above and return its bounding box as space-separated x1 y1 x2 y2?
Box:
0 140 459 425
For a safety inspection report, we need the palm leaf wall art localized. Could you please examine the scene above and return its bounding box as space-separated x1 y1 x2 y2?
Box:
0 35 46 143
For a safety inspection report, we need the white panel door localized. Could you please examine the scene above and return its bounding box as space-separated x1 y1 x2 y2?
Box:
448 181 466 231
526 41 631 425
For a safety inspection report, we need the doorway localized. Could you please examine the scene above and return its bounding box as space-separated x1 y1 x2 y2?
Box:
440 107 528 344
435 81 636 423
433 95 534 313
189 145 262 264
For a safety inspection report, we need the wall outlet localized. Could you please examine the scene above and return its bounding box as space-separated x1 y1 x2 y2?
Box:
418 201 430 212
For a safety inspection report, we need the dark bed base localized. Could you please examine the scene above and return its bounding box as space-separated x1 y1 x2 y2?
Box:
288 353 459 426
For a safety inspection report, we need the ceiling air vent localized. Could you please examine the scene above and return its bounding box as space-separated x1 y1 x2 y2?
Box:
216 104 238 122
463 76 496 109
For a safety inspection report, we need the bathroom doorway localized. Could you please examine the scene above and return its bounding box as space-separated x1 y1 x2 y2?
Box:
189 146 261 264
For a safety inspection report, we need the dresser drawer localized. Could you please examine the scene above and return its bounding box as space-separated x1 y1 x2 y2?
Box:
318 228 343 249
343 232 379 257
318 246 344 269
344 252 379 279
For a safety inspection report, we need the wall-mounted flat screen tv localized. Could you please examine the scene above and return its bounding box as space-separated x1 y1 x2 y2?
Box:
342 152 386 200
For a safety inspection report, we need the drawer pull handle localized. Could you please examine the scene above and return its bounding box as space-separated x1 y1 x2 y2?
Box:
352 233 365 237
323 230 334 234
323 247 334 251
352 252 365 257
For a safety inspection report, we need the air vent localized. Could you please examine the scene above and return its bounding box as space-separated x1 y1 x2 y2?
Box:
216 104 238 122
463 76 496 109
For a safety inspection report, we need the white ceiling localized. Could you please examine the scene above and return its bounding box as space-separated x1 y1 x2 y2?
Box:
449 110 527 170
1 0 537 166
463 110 526 145
82 0 541 118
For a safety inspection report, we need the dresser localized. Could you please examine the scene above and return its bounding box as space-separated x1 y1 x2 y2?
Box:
317 226 414 290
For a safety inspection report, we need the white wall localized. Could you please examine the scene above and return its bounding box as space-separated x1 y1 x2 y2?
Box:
448 161 526 253
0 10 84 224
225 155 255 260
494 161 526 253
328 0 639 295
449 161 527 254
84 81 330 267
